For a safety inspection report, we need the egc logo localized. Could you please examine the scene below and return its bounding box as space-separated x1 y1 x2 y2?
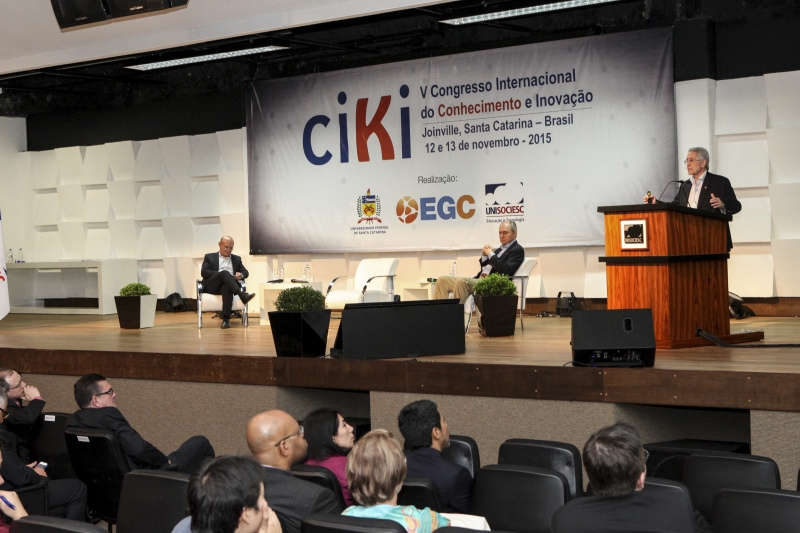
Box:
396 195 475 223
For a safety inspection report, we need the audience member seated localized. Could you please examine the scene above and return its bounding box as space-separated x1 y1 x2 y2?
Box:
66 373 214 474
0 389 87 521
171 456 281 533
551 422 697 533
302 409 356 507
342 429 450 533
0 369 46 462
397 400 472 513
0 488 27 533
246 410 341 533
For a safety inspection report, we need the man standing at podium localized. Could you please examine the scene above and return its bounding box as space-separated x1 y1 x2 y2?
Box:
648 147 741 251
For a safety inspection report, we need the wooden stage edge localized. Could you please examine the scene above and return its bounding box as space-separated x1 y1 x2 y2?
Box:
1 314 800 413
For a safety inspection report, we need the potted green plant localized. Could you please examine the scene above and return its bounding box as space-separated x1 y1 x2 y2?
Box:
114 283 158 329
473 273 518 337
268 286 331 357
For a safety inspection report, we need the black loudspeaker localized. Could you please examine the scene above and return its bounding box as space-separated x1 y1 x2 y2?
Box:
333 300 465 359
571 309 656 367
105 0 171 17
50 0 109 29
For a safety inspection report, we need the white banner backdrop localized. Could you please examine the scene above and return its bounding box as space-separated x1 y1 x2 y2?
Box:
247 29 675 254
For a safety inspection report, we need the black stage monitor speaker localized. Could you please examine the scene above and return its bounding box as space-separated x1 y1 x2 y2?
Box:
333 299 465 360
105 0 176 17
571 309 656 367
50 0 110 29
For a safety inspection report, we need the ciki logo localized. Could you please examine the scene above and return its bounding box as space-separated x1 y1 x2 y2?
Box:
303 85 411 165
396 195 475 223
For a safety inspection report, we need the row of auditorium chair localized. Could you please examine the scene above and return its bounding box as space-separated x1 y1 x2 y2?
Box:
12 412 800 533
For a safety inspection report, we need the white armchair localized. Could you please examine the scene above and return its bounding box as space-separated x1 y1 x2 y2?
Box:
196 278 249 328
325 258 399 310
511 258 538 330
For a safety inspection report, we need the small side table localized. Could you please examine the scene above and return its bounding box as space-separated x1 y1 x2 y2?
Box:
259 281 324 325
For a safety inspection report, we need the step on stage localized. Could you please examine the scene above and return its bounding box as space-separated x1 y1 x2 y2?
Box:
1 313 799 413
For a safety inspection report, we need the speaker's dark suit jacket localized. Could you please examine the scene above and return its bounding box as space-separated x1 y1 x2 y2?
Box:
67 407 168 470
672 172 741 251
201 253 249 281
262 466 341 533
4 397 45 462
405 447 473 513
474 240 525 278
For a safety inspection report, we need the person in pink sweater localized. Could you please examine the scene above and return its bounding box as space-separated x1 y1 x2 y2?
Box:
302 408 356 506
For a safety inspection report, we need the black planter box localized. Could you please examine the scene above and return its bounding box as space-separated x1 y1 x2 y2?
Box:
475 294 518 337
114 295 157 329
268 310 331 357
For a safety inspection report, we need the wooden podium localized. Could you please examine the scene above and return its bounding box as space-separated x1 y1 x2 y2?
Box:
597 203 764 349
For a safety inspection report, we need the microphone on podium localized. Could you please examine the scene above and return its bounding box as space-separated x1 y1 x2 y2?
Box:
646 180 691 205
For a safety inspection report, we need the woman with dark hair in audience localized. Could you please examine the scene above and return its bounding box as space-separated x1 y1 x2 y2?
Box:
342 429 450 533
302 408 356 506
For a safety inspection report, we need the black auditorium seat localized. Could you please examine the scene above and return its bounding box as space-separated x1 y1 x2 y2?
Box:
29 413 77 481
712 488 800 533
442 435 480 478
644 439 750 483
470 464 570 533
291 464 346 510
9 516 106 533
116 470 191 533
682 452 780 521
301 513 406 533
498 438 583 498
397 475 442 512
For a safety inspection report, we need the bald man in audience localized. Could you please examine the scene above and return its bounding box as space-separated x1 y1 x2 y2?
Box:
246 410 340 533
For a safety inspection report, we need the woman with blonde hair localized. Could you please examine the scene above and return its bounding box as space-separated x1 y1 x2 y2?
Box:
342 429 450 533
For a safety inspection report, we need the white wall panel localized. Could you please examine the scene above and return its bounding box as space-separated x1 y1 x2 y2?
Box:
217 129 244 172
133 140 165 182
192 219 223 258
540 249 586 297
675 79 716 177
34 229 62 262
138 260 167 298
31 150 59 190
159 136 191 177
218 170 245 213
162 217 194 257
715 77 767 135
219 213 246 244
136 224 166 260
33 192 60 226
730 194 771 243
56 184 85 222
583 246 607 298
57 221 86 260
55 146 84 185
191 177 223 217
109 219 138 259
769 183 800 240
764 70 800 129
106 141 137 181
83 188 111 223
728 244 774 297
308 256 349 286
766 127 800 184
162 176 193 217
189 133 221 177
84 227 112 260
107 181 136 220
163 256 197 296
771 239 800 296
61 268 89 298
83 145 110 185
716 134 769 188
134 183 164 220
419 251 457 284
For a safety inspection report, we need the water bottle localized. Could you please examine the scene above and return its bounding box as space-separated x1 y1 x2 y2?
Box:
6 249 12 264
452 261 458 277
303 264 310 281
277 264 284 280
17 248 23 263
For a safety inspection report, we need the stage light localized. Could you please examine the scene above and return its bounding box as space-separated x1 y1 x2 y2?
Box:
125 45 289 71
439 0 620 25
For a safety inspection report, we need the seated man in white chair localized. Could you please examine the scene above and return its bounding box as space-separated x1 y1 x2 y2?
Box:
434 220 525 304
201 236 255 329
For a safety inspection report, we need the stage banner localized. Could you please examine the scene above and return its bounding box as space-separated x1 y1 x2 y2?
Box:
0 211 9 321
247 28 674 254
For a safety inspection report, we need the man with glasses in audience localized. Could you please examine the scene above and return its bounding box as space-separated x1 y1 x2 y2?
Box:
66 373 214 474
246 410 340 533
0 369 46 462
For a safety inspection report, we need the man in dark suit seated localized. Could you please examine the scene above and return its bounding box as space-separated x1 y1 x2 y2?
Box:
246 410 341 533
0 369 46 462
398 400 472 513
201 236 255 329
433 220 524 303
66 373 214 475
551 422 706 533
0 388 88 521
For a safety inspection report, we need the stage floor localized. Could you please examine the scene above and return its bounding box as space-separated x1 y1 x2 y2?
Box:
0 312 798 373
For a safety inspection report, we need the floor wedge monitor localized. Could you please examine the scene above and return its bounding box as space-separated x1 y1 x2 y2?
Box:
50 0 110 29
571 309 656 367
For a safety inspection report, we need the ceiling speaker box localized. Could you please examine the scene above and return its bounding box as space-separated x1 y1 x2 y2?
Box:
50 0 110 29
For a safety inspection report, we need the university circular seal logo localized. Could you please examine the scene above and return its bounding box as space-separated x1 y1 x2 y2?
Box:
396 196 419 224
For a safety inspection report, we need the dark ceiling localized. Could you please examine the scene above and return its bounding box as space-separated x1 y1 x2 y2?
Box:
0 0 798 120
